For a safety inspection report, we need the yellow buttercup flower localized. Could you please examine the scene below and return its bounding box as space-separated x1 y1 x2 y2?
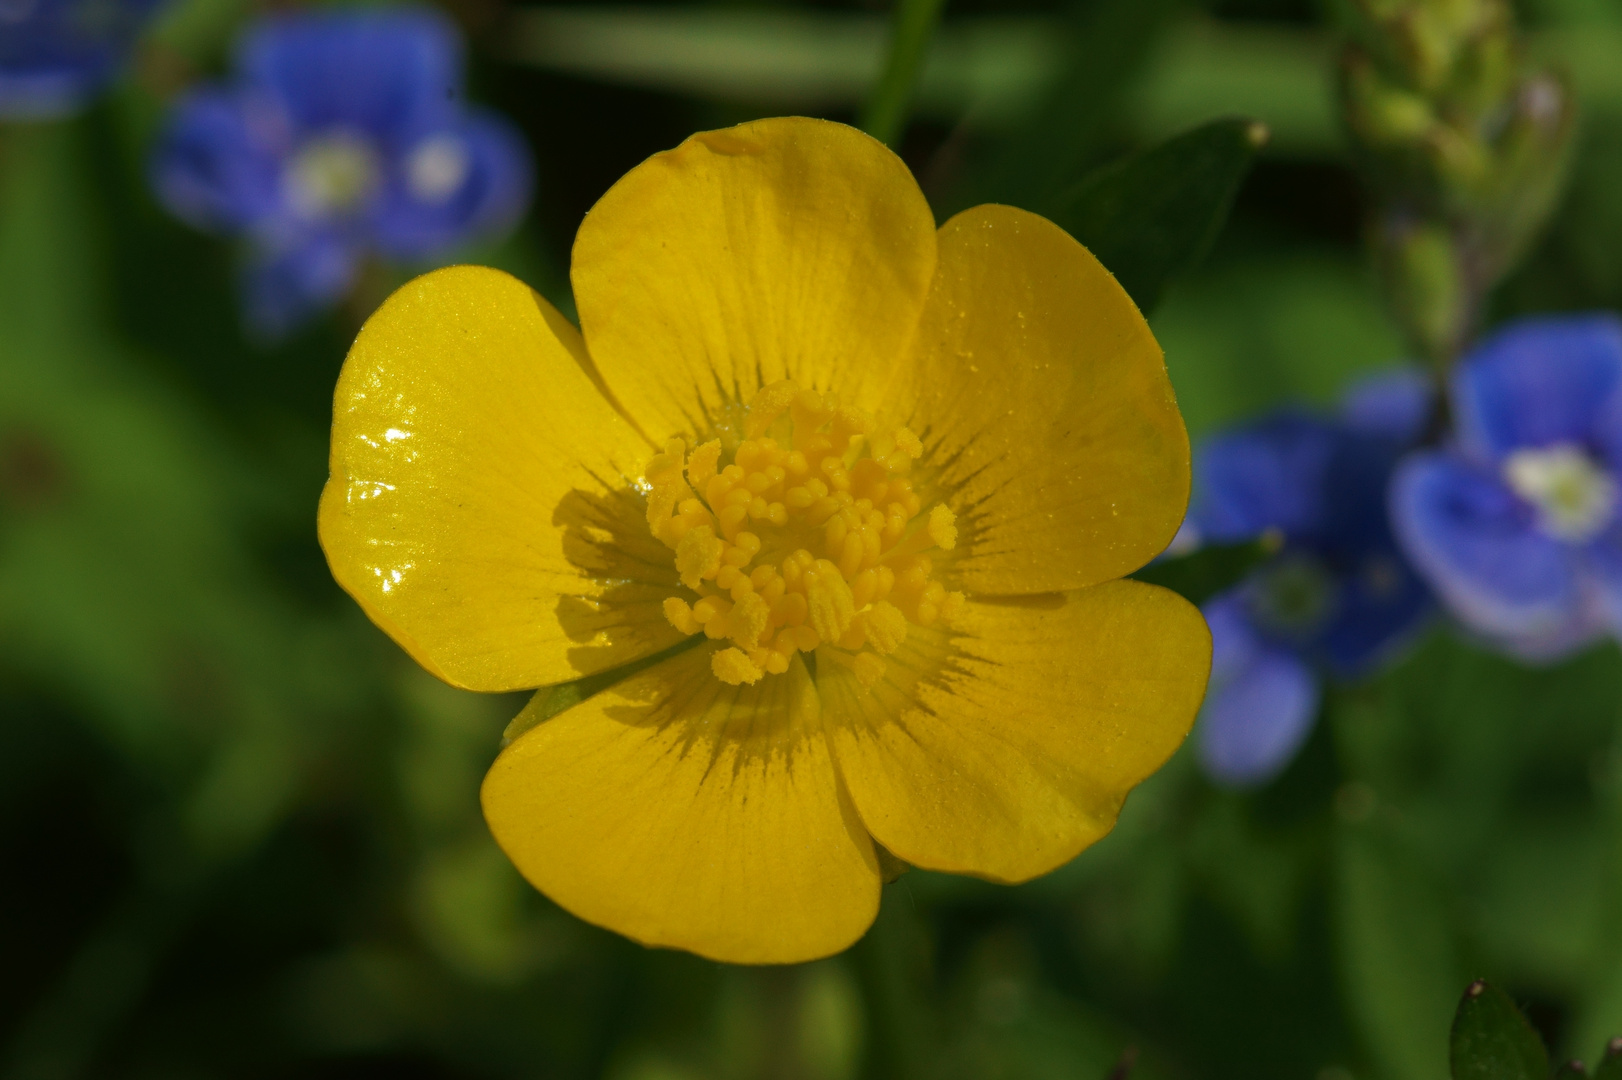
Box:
318 117 1211 965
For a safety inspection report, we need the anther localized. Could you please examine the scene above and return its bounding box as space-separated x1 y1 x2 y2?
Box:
853 652 886 687
713 647 763 685
662 597 701 635
675 525 722 589
647 379 963 684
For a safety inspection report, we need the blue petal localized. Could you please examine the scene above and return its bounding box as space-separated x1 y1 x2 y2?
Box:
1577 529 1622 640
1197 646 1319 788
1319 547 1432 676
1484 610 1608 664
1313 426 1434 673
238 9 461 145
370 111 533 260
241 233 356 339
0 61 114 118
1390 450 1583 641
0 0 163 117
1340 366 1432 445
1453 315 1622 462
150 88 284 231
1190 412 1339 543
1204 588 1264 684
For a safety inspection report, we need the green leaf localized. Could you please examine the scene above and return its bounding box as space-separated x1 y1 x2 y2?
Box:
1555 1061 1590 1080
1131 539 1269 606
1045 117 1268 313
859 0 949 146
1450 980 1549 1080
1594 1038 1622 1080
953 0 1178 219
1335 823 1461 1080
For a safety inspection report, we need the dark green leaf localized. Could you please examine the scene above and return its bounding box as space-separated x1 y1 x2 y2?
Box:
1593 1038 1622 1080
954 0 1178 217
1046 116 1268 313
1554 1060 1590 1079
1450 980 1549 1080
1131 538 1269 606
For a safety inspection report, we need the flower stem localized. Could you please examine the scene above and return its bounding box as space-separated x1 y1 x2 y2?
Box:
859 0 949 148
851 886 937 1080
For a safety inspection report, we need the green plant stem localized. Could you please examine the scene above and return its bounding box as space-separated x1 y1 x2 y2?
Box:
852 887 936 1080
859 0 949 147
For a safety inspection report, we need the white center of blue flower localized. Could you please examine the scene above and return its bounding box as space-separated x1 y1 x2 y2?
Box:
405 135 471 204
1502 443 1618 542
286 133 381 219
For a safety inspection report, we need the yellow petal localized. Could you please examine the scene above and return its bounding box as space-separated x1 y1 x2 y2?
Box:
571 117 938 440
898 205 1191 594
822 580 1210 883
318 265 684 692
482 647 880 964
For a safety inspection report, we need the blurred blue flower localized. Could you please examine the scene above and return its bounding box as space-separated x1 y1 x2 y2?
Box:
150 9 531 337
0 0 162 118
1392 315 1622 661
1184 372 1434 787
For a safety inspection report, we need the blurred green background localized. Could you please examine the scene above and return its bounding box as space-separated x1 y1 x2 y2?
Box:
6 0 1622 1077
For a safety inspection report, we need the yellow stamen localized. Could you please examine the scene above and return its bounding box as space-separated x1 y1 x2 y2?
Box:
642 380 963 683
712 647 763 685
675 525 722 590
862 601 908 655
927 504 957 551
853 652 887 687
687 439 722 489
663 596 701 635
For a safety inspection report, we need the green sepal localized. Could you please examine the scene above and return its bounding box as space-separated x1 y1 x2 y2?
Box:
874 844 912 884
1593 1038 1622 1080
1043 117 1268 314
499 637 703 745
1449 980 1549 1080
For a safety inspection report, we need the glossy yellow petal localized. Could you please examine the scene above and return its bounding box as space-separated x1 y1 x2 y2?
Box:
319 265 684 692
483 647 880 964
571 117 938 440
823 580 1210 883
898 205 1190 595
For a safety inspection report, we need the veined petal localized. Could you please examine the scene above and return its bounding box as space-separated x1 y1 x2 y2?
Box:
1196 647 1319 787
822 581 1210 884
1191 412 1338 543
1453 315 1622 463
318 265 683 692
571 117 938 440
1390 451 1580 642
897 206 1189 595
482 648 880 965
1340 367 1431 445
240 9 461 141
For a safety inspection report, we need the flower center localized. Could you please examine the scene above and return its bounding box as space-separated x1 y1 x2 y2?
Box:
286 132 380 219
405 134 471 204
1502 442 1618 542
1246 551 1337 641
645 380 965 687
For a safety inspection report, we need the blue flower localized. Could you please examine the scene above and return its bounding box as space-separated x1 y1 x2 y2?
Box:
0 0 162 118
1185 372 1434 787
150 9 532 337
1391 315 1622 661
